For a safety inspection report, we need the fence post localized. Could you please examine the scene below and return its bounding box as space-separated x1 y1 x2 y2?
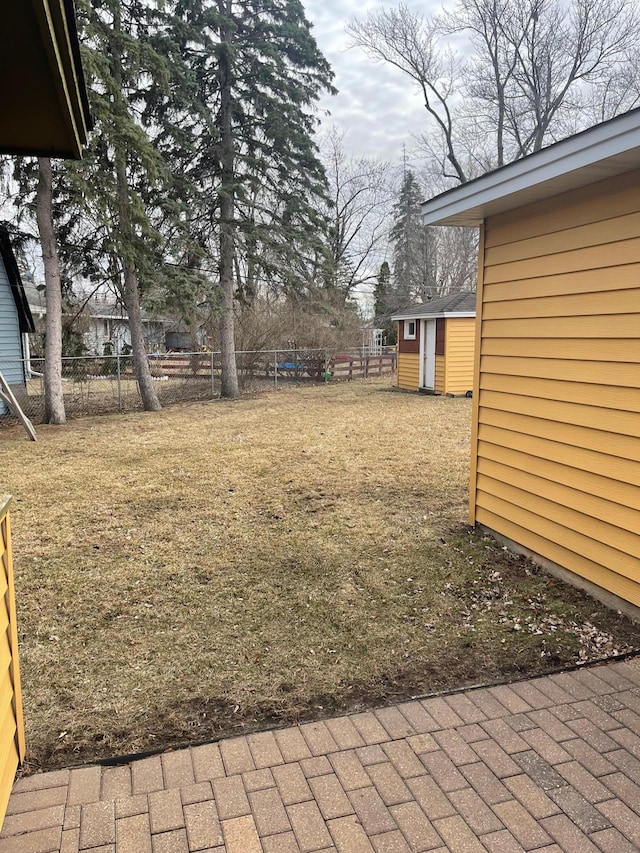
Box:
274 351 278 389
210 351 215 397
364 354 368 380
116 352 122 411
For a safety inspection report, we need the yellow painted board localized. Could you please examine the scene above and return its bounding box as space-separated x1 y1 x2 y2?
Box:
482 289 640 321
480 373 640 414
479 410 640 463
0 739 18 829
3 513 24 761
484 238 640 284
478 390 640 438
482 313 640 339
485 211 640 267
477 439 640 503
482 264 640 302
484 170 640 248
480 356 640 389
476 470 640 558
480 337 640 363
477 460 640 535
476 509 640 608
0 602 8 639
476 490 640 583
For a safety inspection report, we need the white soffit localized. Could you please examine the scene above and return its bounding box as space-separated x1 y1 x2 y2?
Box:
421 108 640 227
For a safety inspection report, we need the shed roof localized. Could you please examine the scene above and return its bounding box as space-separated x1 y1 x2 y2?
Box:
391 290 476 321
421 107 640 227
0 229 35 335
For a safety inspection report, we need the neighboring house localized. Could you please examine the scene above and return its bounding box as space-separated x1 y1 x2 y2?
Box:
1 0 92 827
392 291 475 396
25 282 172 355
421 107 640 618
0 230 36 415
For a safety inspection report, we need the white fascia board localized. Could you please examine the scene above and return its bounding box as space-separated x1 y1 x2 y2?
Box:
391 310 476 321
421 108 640 227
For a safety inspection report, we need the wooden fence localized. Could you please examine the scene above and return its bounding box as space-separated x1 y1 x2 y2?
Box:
0 496 25 827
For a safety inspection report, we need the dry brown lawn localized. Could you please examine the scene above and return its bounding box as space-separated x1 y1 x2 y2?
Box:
1 379 637 770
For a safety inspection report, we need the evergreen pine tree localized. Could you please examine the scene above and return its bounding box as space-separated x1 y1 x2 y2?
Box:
390 170 436 306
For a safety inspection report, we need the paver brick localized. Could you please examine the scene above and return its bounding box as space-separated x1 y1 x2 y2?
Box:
470 740 520 778
242 768 275 792
433 730 477 766
374 707 415 740
148 788 184 834
593 664 638 692
525 710 574 742
460 762 513 805
5 787 68 817
480 829 525 852
0 826 62 853
287 800 333 851
492 800 552 850
190 744 225 783
219 736 255 775
161 750 195 788
556 761 612 802
151 828 189 853
60 827 79 853
247 731 285 768
11 771 69 796
184 800 223 850
396 702 440 734
100 765 132 800
356 746 388 766
503 774 559 820
328 815 375 852
114 794 149 818
420 698 463 728
63 805 81 830
612 661 640 687
308 773 353 819
79 800 116 848
351 713 392 745
548 673 592 702
116 812 152 853
604 748 640 783
547 785 611 833
211 775 250 820
519 729 572 765
381 740 427 779
445 693 488 724
479 720 529 755
549 704 582 722
487 686 532 715
405 776 456 821
405 734 438 754
180 781 213 805
609 726 640 756
505 714 536 733
509 681 553 711
432 815 487 853
273 762 314 804
540 813 601 852
329 750 371 791
419 750 467 792
221 815 261 853
589 827 640 853
366 763 412 807
325 716 366 750
67 767 102 805
596 798 640 846
132 756 164 796
571 699 622 731
468 691 512 721
601 770 640 809
275 727 313 762
455 724 488 744
447 787 504 834
533 678 576 706
370 829 412 852
0 804 65 837
301 756 333 777
565 717 619 752
571 667 614 696
389 801 443 851
512 751 567 791
614 706 640 737
563 737 617 776
300 722 340 756
261 830 303 852
347 786 397 835
248 786 291 835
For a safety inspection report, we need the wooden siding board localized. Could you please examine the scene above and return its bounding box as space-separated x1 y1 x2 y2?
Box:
480 355 640 388
435 354 445 394
482 288 640 320
397 353 420 391
0 740 18 829
477 509 640 608
469 227 485 525
481 337 640 362
476 461 640 536
480 373 640 413
444 318 475 394
482 314 640 338
482 265 640 303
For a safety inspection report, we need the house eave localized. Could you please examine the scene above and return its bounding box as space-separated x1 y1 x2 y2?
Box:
391 310 476 321
421 107 640 227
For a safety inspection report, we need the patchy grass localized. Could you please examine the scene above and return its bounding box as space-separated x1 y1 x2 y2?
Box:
1 380 637 769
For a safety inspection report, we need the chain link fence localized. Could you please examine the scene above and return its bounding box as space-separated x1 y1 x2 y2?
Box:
1 348 397 425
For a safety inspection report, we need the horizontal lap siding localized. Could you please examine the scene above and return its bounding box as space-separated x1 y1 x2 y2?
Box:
435 355 445 393
397 353 419 391
445 317 475 394
477 168 640 606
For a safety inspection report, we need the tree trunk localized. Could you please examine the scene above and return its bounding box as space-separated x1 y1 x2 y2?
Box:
218 1 239 400
36 157 66 425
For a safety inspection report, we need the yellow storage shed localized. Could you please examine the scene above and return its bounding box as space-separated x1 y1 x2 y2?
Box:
392 291 476 396
421 107 640 619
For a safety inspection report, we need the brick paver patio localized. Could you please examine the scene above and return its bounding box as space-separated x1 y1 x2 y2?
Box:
3 657 640 852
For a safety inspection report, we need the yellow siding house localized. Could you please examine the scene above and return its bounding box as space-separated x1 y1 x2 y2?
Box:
421 108 640 619
392 291 476 396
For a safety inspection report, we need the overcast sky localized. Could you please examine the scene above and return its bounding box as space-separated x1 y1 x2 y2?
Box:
303 1 434 165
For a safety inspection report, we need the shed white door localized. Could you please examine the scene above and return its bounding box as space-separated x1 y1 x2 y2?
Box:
422 319 436 389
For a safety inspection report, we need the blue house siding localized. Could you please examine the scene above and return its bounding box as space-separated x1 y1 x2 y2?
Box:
0 230 34 416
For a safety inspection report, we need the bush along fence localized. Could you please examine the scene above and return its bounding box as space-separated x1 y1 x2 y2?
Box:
0 348 396 424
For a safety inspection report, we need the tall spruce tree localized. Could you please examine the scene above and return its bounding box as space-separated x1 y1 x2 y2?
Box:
390 170 436 306
176 0 335 398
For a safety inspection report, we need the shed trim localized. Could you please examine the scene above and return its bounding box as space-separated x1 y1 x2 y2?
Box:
0 230 35 335
421 107 640 226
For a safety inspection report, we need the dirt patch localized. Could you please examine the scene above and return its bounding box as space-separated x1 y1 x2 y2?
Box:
1 380 637 770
